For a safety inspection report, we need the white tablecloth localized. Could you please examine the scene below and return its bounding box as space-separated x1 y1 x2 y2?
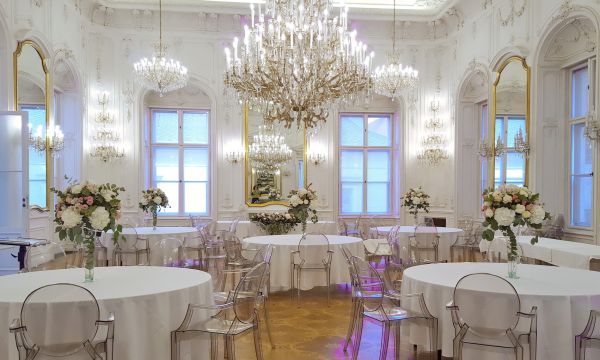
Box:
242 234 364 291
481 236 600 269
0 267 213 360
106 227 198 264
218 220 338 238
401 262 600 359
376 226 463 261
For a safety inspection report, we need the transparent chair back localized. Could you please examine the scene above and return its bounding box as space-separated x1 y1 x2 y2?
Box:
337 219 349 235
350 256 384 312
358 218 376 240
411 225 439 263
25 241 69 272
233 262 268 324
457 218 473 232
297 233 330 266
20 283 100 356
229 217 240 233
224 234 247 265
453 273 520 338
423 217 436 227
251 243 273 265
388 230 411 268
116 224 139 252
154 237 183 266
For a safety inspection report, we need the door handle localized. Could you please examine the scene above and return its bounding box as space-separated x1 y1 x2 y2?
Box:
22 197 27 208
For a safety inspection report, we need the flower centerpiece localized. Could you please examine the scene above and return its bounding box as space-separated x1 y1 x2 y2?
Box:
288 183 318 234
481 184 551 278
139 188 169 229
401 187 430 225
250 212 300 235
52 181 124 282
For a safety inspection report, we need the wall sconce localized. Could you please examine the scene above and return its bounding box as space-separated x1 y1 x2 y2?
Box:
584 111 600 142
225 150 244 164
308 152 326 165
90 91 124 162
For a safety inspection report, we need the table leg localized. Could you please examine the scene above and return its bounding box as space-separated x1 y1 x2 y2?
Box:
18 245 27 270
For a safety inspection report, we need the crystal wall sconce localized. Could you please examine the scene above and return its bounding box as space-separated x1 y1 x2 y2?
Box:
225 150 244 164
308 153 326 166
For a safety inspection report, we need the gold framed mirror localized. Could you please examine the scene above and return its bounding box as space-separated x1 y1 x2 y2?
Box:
14 40 52 210
244 105 307 207
490 55 530 189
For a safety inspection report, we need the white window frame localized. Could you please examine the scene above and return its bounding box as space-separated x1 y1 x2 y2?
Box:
566 60 595 230
494 114 526 188
338 112 394 216
148 107 211 217
479 101 489 199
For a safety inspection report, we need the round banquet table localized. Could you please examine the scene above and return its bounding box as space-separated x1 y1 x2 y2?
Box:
376 226 463 262
0 267 213 360
242 234 364 291
401 262 600 360
105 226 198 265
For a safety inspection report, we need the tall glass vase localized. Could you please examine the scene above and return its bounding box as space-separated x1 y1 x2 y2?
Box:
413 213 419 226
152 211 158 230
506 234 520 279
83 231 98 282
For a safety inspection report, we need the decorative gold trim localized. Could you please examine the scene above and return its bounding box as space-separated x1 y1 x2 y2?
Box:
244 104 308 207
490 55 530 188
14 40 53 211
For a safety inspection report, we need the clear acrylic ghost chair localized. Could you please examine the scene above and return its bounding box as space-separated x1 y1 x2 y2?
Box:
151 237 183 267
113 225 149 266
360 219 392 267
350 256 438 360
10 283 114 360
450 220 478 262
95 232 111 266
337 219 349 235
423 217 436 227
575 310 600 360
384 229 413 291
171 262 268 360
446 273 537 360
290 233 334 305
409 225 440 264
215 217 240 240
24 241 72 272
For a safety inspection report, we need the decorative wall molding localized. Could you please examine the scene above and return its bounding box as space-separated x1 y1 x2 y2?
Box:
498 0 526 27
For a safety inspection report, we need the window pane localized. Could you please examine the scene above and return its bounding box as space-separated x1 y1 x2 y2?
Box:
571 67 589 119
184 148 209 181
480 104 488 139
156 182 179 214
185 182 208 214
506 152 525 186
23 106 46 208
494 156 504 189
340 116 364 146
367 150 390 182
507 117 525 148
341 182 363 214
153 147 179 181
495 117 505 142
183 112 209 144
152 111 178 144
340 151 363 182
298 160 304 188
29 180 46 208
571 175 592 227
367 183 389 214
367 116 391 146
571 123 592 175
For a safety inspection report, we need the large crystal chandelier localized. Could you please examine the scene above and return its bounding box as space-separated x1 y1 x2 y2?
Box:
372 0 419 99
224 0 374 130
27 123 64 157
133 0 188 96
249 124 293 171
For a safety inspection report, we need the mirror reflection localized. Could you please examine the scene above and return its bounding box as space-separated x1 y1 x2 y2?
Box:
15 41 49 209
245 108 306 206
493 57 529 189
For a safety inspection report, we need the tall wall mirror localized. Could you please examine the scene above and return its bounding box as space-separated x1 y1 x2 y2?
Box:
14 40 51 209
244 106 307 206
491 56 530 189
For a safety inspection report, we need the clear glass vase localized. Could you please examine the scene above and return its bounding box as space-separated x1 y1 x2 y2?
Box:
152 213 158 230
83 232 97 282
506 240 521 279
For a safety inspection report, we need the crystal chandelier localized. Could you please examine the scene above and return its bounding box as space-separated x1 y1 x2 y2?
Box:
249 124 293 171
90 92 124 162
584 110 600 142
479 135 507 159
372 0 419 99
27 123 64 157
514 127 530 157
224 0 374 130
418 99 448 166
133 0 188 96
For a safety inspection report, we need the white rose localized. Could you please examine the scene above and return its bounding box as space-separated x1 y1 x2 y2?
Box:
519 190 528 197
522 210 531 219
153 196 162 205
494 207 515 227
90 206 111 230
484 209 494 218
515 204 526 214
483 201 491 207
298 188 308 197
285 213 291 219
71 185 82 194
141 198 148 206
413 198 422 205
530 206 546 224
502 195 513 204
303 199 309 204
100 189 114 202
61 208 82 228
493 193 503 202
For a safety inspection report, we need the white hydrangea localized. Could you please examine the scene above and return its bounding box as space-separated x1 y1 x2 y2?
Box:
289 195 301 207
153 196 162 205
515 204 526 214
484 208 494 218
90 206 111 230
61 208 82 228
413 198 422 205
494 207 515 227
530 205 546 224
100 189 114 202
70 185 82 194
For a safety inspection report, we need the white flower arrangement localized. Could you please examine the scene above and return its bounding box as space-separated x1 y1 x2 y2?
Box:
482 184 551 258
249 212 300 235
401 186 430 216
287 183 318 232
139 188 169 214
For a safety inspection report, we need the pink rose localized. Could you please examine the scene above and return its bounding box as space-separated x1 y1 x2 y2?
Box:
86 196 94 205
78 197 84 203
81 204 88 210
526 204 534 211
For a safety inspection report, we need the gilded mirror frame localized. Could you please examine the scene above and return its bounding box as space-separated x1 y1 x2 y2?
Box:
490 55 531 188
13 39 53 210
244 105 308 207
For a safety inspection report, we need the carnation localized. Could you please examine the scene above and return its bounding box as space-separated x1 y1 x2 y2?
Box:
90 206 111 230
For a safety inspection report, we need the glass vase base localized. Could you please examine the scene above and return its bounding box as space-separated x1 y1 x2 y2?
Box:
84 268 95 282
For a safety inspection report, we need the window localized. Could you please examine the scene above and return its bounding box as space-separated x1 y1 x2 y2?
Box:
339 113 393 215
21 105 47 208
494 115 526 188
298 160 304 189
149 109 210 216
568 63 593 228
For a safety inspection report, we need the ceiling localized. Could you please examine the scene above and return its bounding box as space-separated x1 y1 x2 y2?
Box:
99 0 455 14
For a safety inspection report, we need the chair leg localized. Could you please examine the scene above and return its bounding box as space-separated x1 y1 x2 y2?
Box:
290 267 295 302
297 268 301 307
352 313 365 360
210 334 218 360
344 297 359 351
379 322 391 360
575 336 582 360
170 332 179 360
430 318 439 360
262 296 275 349
326 267 331 306
253 323 264 360
225 335 236 360
394 322 401 360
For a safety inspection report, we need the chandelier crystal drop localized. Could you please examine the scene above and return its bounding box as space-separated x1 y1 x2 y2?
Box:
372 0 419 99
224 0 374 130
249 124 293 171
133 0 188 96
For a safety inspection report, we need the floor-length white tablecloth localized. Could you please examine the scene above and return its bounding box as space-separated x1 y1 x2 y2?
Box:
242 234 364 291
106 226 198 264
376 226 464 262
0 267 213 360
218 220 338 238
401 262 600 360
481 235 600 269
